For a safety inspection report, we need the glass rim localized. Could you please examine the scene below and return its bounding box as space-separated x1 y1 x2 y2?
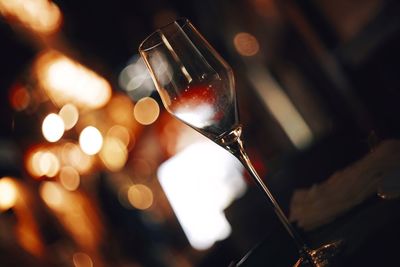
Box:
138 17 190 52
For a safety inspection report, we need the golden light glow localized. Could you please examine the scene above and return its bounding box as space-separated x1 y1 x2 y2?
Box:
106 94 135 127
42 113 65 142
99 137 128 171
233 32 260 57
39 180 103 251
39 151 60 177
26 149 60 178
107 125 131 148
127 184 153 210
15 224 43 258
59 103 79 130
61 142 93 174
73 252 93 267
0 0 62 34
26 150 43 178
133 97 160 125
35 51 112 109
40 181 63 208
0 177 17 211
9 84 30 111
79 126 103 155
59 166 80 191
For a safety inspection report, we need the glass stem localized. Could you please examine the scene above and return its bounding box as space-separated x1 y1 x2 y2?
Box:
216 126 314 264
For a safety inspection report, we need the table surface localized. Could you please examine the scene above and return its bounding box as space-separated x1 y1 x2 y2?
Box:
233 195 400 266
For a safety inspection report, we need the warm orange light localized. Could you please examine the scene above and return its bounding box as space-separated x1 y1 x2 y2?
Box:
15 224 43 258
39 151 60 177
107 125 131 148
59 166 80 191
133 97 160 125
106 94 135 127
61 142 93 174
233 32 260 56
99 137 128 171
26 150 42 178
0 0 62 34
42 113 65 142
59 103 79 130
40 181 64 208
9 84 30 111
35 51 112 109
0 177 17 211
73 252 93 267
26 149 60 178
79 126 103 155
127 184 153 210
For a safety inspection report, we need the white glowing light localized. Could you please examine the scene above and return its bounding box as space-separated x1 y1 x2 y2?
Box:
42 113 65 142
0 177 17 210
157 141 246 250
175 104 215 128
118 56 155 101
79 126 103 155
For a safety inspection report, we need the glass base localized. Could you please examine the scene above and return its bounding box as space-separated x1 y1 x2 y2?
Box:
294 241 343 267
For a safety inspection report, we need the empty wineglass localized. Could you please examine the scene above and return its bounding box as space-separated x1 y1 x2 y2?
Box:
139 18 339 267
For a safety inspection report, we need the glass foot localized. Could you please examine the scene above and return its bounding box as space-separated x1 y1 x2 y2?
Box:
294 241 343 267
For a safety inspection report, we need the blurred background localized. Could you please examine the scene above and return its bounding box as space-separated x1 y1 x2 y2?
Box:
1 0 400 266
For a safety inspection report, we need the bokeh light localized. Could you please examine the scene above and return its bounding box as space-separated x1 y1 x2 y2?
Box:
118 56 155 101
79 126 103 155
35 51 112 109
61 142 93 174
9 84 30 111
99 137 128 171
40 181 64 208
106 94 135 127
42 113 65 142
73 252 93 267
0 0 62 34
0 177 17 211
127 184 154 210
158 141 246 250
59 166 80 191
39 151 60 177
26 150 43 178
59 103 79 130
233 32 260 56
107 125 132 148
133 97 160 125
26 149 60 178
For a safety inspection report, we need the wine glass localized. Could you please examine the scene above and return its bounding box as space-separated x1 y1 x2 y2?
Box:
139 18 339 267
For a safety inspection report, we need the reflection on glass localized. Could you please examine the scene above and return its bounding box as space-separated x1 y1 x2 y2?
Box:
140 18 339 266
